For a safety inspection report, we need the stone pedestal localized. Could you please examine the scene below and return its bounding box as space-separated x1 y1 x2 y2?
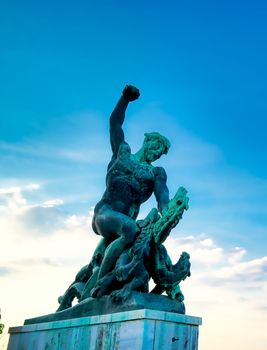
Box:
8 309 201 350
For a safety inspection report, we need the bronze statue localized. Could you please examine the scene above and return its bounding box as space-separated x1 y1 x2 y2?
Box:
57 85 190 312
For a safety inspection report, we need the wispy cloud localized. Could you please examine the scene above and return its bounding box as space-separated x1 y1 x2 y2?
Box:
41 199 64 208
0 111 111 165
165 233 267 307
0 267 14 276
8 258 62 268
0 140 109 164
217 256 267 282
1 106 267 350
164 233 267 350
0 181 266 350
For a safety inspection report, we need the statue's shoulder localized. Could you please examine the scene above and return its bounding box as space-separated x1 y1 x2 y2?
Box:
107 142 131 170
153 166 167 180
117 142 131 158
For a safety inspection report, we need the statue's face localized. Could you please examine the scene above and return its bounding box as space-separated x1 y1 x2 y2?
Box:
143 138 165 163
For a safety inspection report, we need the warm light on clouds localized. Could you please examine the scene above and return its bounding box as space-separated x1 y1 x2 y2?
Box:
0 184 98 349
1 1 267 349
0 94 266 350
1 182 267 350
165 234 267 350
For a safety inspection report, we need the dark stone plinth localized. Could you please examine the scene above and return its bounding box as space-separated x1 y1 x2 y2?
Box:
24 292 185 325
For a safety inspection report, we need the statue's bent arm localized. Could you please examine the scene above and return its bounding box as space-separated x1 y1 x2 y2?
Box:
109 96 128 157
109 85 140 157
153 166 170 214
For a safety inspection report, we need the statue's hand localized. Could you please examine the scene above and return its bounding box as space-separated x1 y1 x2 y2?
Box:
123 85 140 101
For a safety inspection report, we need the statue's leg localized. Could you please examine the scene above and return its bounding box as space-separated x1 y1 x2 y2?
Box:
114 251 132 281
90 237 111 268
94 206 138 280
80 267 100 301
79 237 113 300
56 263 91 312
150 284 165 295
57 282 86 311
124 271 149 292
111 271 149 302
90 272 116 298
98 234 137 279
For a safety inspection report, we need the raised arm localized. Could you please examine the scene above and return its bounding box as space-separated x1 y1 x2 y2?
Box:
110 85 140 157
154 167 170 214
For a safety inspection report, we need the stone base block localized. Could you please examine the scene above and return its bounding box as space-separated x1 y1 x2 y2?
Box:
8 309 201 350
24 292 186 325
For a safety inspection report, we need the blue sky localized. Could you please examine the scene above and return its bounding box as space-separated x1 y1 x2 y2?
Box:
1 1 267 349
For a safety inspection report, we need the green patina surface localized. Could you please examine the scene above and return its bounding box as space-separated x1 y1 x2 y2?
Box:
56 86 191 315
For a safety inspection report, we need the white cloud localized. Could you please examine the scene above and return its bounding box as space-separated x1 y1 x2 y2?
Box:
0 111 111 167
41 199 64 208
0 184 39 214
0 183 99 349
0 139 109 165
218 256 267 281
166 234 225 266
165 233 267 285
164 234 267 350
0 182 267 350
0 184 67 236
228 246 247 265
24 184 40 191
1 105 267 350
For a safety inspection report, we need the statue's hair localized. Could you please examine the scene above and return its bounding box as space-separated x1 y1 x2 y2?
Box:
144 132 171 155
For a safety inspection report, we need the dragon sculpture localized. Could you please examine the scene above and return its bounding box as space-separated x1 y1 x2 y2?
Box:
57 187 191 311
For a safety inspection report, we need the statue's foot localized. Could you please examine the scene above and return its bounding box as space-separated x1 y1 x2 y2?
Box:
90 285 102 298
56 299 72 312
166 285 184 302
90 280 109 298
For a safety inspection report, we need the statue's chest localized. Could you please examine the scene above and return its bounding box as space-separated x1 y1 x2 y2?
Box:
133 163 155 185
112 158 155 186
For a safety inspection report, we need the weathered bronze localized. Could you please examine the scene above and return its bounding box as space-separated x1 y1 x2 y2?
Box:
57 85 190 313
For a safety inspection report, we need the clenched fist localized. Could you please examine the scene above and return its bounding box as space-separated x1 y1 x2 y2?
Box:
122 85 140 102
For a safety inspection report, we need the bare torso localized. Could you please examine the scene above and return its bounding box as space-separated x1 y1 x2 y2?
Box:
89 86 169 281
96 142 156 219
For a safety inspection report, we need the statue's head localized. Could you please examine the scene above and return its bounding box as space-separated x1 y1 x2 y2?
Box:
142 132 170 163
